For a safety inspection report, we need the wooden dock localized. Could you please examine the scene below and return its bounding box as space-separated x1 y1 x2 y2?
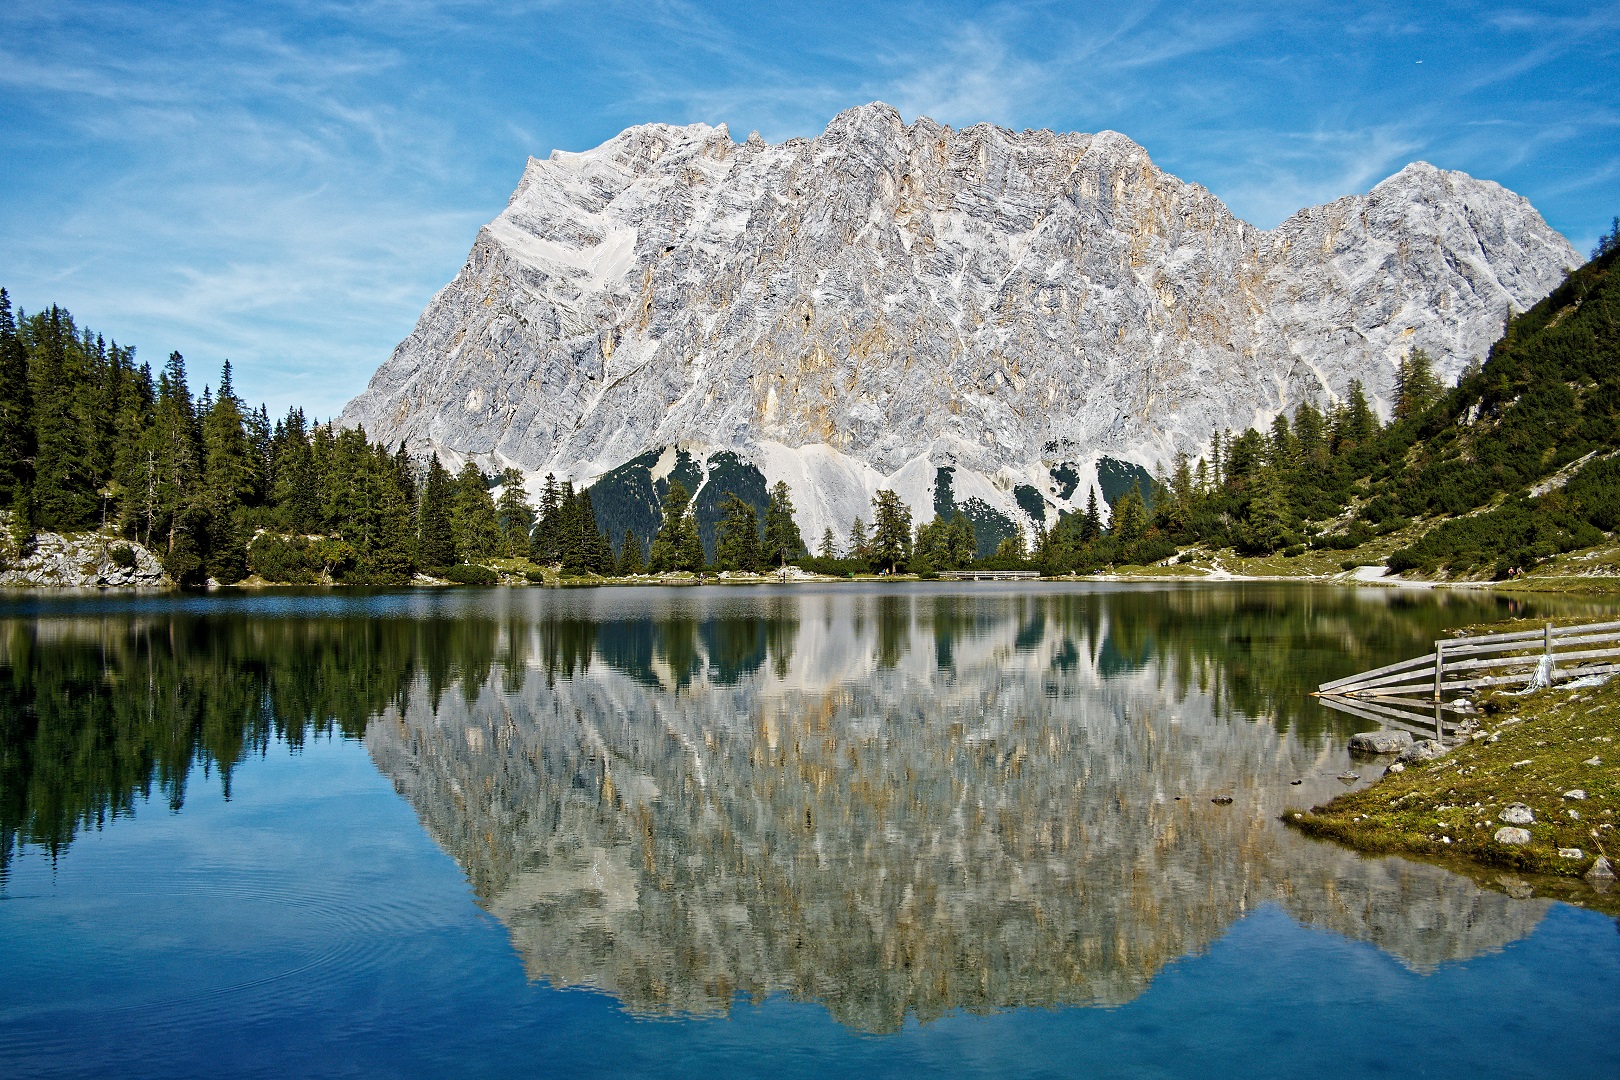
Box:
1314 619 1620 737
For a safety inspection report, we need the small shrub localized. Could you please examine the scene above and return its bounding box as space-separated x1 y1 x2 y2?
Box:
1282 544 1305 558
249 534 322 583
446 563 498 585
524 569 549 584
108 543 137 569
1177 551 1198 564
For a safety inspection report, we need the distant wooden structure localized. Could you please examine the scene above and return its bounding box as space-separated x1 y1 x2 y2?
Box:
1314 619 1620 738
938 570 1043 581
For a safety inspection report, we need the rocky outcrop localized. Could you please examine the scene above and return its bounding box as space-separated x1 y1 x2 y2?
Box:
342 103 1578 544
0 531 167 589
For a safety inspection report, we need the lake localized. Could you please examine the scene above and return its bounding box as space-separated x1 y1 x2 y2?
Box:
2 582 1618 1078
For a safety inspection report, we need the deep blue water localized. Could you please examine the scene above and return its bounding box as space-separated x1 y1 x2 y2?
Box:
2 583 1617 1078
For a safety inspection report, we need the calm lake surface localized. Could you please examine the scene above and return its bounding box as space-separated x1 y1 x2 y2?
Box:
3 582 1619 1078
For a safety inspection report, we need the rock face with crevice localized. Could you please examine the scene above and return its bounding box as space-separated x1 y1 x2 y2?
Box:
342 102 1577 543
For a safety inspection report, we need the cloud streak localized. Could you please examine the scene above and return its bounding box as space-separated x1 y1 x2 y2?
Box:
3 0 1616 416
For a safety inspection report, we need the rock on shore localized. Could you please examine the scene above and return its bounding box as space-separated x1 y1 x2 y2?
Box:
0 532 168 588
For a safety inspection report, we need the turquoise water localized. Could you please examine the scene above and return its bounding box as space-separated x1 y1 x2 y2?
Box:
2 583 1617 1078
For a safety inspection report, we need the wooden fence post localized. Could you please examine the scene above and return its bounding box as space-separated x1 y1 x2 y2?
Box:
1433 641 1445 703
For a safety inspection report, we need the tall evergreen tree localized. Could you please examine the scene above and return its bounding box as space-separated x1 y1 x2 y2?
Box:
1394 348 1442 419
869 489 912 572
417 457 457 573
817 527 837 559
495 467 535 557
617 528 645 575
1081 488 1102 541
649 479 703 572
451 462 500 560
714 493 762 571
27 308 96 529
761 480 804 566
0 289 34 512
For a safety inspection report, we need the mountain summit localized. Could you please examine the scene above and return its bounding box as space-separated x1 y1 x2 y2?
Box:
341 103 1577 545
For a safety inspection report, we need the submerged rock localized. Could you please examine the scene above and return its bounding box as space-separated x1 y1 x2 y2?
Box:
1587 856 1616 882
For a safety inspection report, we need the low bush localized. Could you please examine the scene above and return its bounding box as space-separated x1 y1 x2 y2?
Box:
108 543 137 569
248 534 322 583
446 563 498 585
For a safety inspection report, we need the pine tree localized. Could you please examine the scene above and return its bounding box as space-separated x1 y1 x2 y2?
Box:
1394 348 1442 419
495 467 535 557
649 479 702 572
948 513 977 566
761 480 804 566
0 289 34 510
846 516 869 561
417 457 456 573
201 361 253 582
1111 484 1148 544
451 462 499 560
27 307 96 529
869 489 912 572
1243 466 1292 554
715 493 762 571
817 527 836 559
617 528 645 574
530 473 561 564
1081 488 1102 542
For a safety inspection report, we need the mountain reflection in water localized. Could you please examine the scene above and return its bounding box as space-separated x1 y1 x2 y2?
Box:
363 586 1562 1032
4 584 1601 1034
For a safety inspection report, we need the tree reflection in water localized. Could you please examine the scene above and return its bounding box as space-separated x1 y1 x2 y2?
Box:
2 584 1603 1031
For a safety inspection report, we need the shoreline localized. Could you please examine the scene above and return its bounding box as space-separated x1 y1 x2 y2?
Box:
1287 656 1619 891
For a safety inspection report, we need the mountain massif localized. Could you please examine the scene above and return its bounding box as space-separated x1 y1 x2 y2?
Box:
342 103 1577 548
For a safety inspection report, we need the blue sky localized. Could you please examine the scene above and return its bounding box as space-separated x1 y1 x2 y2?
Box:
3 1 1616 420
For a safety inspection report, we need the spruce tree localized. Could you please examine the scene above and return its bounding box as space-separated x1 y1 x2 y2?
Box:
451 462 499 560
761 480 804 566
1081 488 1102 541
495 467 535 557
27 307 96 529
417 457 456 573
1394 348 1442 419
201 361 253 582
846 516 869 561
617 528 645 574
0 289 34 511
817 527 836 559
869 489 912 572
531 473 561 564
650 479 702 572
1111 484 1148 544
715 493 762 571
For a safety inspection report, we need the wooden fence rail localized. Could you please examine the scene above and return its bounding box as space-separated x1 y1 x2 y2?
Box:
1314 619 1620 739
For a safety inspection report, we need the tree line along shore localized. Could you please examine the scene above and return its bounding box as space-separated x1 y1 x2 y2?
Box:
0 223 1616 588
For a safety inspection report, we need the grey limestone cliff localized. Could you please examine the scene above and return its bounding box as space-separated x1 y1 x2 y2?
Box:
342 103 1578 543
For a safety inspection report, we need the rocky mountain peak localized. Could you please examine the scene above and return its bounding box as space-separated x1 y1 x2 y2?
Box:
342 104 1578 546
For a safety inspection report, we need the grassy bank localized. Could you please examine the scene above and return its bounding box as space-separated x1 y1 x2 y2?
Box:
1288 669 1619 879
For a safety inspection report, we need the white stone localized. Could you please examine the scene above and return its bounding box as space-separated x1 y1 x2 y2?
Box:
1350 730 1414 755
338 104 1579 544
1499 803 1535 825
1558 848 1584 860
1494 827 1532 845
1564 789 1588 800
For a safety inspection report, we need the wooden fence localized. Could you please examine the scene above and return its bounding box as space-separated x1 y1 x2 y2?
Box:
1313 619 1620 738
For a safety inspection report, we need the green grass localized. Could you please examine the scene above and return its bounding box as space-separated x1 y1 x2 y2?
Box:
1288 670 1619 878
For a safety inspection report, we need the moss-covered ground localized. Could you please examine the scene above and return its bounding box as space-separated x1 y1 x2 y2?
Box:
1288 662 1619 880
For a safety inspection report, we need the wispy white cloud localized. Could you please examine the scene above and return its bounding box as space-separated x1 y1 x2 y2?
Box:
2 0 1615 419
